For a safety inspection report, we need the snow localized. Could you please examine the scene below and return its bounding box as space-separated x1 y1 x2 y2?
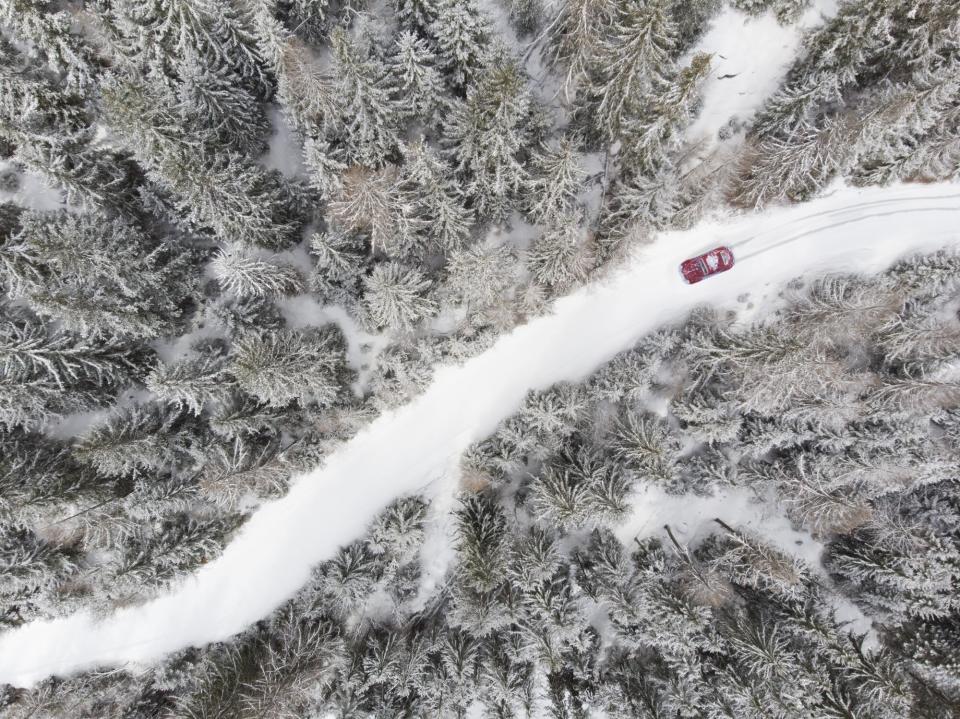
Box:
410 453 464 610
276 296 390 394
614 482 874 640
2 182 960 685
260 107 306 179
0 163 67 212
685 1 838 154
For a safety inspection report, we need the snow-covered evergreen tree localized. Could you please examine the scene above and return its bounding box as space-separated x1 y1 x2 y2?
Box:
442 59 540 220
527 213 594 292
229 327 346 407
211 248 305 300
362 262 436 330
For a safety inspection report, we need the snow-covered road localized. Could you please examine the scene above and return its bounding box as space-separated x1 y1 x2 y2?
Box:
3 182 960 686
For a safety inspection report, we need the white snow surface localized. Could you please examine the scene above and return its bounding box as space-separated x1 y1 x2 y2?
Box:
0 163 67 212
3 182 960 685
686 1 837 152
260 107 307 179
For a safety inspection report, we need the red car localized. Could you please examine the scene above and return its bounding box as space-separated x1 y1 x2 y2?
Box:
680 246 734 284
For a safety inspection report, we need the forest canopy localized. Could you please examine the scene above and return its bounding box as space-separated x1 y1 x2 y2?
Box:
0 0 959 716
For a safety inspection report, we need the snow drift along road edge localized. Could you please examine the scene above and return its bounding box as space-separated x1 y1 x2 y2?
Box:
1 182 960 686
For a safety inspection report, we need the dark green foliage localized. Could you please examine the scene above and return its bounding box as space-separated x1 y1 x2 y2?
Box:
2 211 191 338
456 493 508 592
0 316 146 430
74 404 196 478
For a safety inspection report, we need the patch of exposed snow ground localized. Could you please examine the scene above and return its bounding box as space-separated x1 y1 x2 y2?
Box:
686 1 838 154
260 107 307 179
2 181 959 685
0 163 67 212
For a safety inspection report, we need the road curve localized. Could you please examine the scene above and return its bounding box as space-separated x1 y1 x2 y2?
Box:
2 182 960 687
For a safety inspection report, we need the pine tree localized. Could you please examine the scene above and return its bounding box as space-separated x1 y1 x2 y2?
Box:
456 493 507 592
361 262 436 331
0 318 143 429
510 525 562 587
209 293 287 335
2 210 189 339
529 465 592 529
270 35 339 133
732 0 813 23
527 213 594 293
309 230 366 304
304 137 349 199
544 0 617 99
506 0 544 36
429 0 492 90
146 353 233 415
368 496 428 564
211 248 305 300
0 47 144 213
672 0 722 50
611 411 681 491
594 0 677 145
228 327 346 408
0 0 98 89
525 136 587 223
445 243 521 317
105 513 241 601
712 520 809 602
327 165 417 257
604 165 681 231
208 392 286 440
621 52 710 173
0 522 78 627
389 31 445 121
321 541 382 617
736 116 855 207
399 139 473 252
442 59 538 220
393 0 444 34
330 26 404 167
175 52 270 155
517 383 586 440
101 78 302 250
0 429 113 526
198 436 292 508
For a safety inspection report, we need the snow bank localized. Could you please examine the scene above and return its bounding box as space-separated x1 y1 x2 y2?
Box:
2 182 959 685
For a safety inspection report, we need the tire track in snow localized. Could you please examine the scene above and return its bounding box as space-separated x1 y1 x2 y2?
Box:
730 192 960 250
737 205 960 261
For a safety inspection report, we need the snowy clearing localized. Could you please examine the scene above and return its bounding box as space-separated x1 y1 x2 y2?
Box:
2 181 960 686
614 484 875 640
686 1 837 153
